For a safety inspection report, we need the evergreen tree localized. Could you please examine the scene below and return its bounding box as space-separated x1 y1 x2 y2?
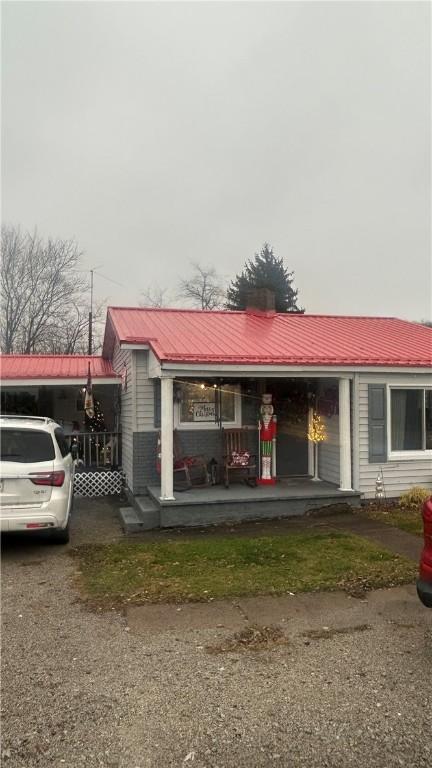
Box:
226 243 303 313
84 398 106 433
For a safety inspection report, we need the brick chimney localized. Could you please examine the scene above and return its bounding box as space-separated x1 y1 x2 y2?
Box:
246 288 276 315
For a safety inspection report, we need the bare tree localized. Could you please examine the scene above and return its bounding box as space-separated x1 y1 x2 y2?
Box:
139 283 172 308
37 300 106 354
1 225 100 354
177 262 226 310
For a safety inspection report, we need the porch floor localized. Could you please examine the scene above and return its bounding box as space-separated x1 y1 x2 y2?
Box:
128 478 361 531
147 477 359 507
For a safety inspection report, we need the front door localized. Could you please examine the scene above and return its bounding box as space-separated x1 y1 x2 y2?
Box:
270 381 309 476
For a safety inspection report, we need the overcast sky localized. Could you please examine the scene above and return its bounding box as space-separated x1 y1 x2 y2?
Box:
2 1 431 320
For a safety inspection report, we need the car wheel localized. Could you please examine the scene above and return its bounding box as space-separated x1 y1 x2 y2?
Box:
50 521 70 545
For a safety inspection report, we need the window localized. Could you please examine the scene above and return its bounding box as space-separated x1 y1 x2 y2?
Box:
55 428 71 458
390 388 432 452
176 381 240 428
0 430 55 463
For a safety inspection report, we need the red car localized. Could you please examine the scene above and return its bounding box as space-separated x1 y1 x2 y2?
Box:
417 497 432 607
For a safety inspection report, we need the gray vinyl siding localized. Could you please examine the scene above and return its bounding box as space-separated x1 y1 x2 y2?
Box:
133 431 159 493
136 351 156 429
317 379 340 485
358 372 432 498
131 350 158 494
113 343 133 490
318 412 340 485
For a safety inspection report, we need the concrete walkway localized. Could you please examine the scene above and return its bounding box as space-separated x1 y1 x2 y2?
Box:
127 583 424 636
326 514 423 562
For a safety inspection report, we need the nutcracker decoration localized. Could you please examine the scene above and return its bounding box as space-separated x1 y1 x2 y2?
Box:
258 393 277 485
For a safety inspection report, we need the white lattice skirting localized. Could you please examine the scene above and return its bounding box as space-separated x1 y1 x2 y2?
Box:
73 471 125 497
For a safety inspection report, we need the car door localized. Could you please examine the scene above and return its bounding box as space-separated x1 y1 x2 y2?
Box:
54 428 74 504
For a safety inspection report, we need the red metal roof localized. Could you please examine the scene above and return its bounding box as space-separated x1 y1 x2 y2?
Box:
0 355 119 381
106 307 432 367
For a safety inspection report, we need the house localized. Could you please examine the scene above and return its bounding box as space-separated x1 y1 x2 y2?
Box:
2 294 431 524
100 292 432 526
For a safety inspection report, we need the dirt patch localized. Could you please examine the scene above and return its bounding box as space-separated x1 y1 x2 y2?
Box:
302 623 371 640
389 621 417 630
19 560 45 567
305 503 353 517
206 624 290 654
341 577 373 599
339 569 416 598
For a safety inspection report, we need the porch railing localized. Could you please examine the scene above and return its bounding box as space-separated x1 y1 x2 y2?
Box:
71 431 121 469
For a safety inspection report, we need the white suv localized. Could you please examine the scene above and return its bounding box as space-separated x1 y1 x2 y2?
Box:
0 416 74 544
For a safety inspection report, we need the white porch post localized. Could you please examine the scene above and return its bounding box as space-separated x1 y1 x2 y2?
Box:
307 406 314 477
339 377 352 491
160 377 175 501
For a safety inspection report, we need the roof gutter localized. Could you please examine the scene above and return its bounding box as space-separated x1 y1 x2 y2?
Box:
1 377 121 386
155 362 432 378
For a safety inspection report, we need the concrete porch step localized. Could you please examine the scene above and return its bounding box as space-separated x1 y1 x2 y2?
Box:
120 497 160 534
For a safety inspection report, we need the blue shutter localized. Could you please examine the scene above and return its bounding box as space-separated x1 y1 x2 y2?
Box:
368 384 387 463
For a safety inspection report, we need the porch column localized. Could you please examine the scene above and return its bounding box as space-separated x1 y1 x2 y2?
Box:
338 377 352 491
307 406 314 476
160 377 175 500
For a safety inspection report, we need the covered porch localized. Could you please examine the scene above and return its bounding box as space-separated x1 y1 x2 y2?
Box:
154 371 356 513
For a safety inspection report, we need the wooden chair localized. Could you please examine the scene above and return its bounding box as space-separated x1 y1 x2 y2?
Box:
222 428 257 489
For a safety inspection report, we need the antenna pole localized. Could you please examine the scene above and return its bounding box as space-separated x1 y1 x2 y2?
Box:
88 269 94 355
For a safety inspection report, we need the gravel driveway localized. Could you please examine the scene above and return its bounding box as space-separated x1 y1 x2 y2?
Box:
1 498 431 768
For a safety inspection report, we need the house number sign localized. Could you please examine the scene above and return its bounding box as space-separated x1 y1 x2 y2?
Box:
193 402 216 422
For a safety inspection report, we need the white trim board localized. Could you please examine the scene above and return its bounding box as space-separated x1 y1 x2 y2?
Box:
120 343 150 351
156 369 354 380
156 364 432 378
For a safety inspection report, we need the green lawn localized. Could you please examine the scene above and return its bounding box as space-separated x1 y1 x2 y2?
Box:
73 531 416 607
364 504 423 536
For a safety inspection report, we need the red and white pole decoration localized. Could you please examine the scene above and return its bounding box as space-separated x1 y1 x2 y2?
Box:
257 393 277 485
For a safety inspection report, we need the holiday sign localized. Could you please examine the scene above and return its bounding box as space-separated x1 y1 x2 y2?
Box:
193 402 216 422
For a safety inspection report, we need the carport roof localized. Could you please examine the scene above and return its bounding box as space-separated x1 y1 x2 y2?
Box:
0 355 120 382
